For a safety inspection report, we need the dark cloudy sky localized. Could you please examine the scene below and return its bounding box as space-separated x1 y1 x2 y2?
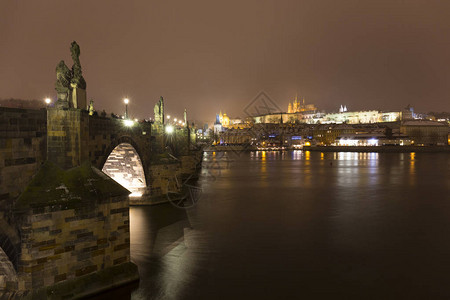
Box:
1 0 449 121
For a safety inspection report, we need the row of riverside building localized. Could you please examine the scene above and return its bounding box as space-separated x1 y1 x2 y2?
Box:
212 97 450 147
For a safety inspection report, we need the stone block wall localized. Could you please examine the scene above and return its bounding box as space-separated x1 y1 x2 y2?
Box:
0 107 46 220
179 153 202 178
147 163 181 197
16 195 130 292
47 108 89 169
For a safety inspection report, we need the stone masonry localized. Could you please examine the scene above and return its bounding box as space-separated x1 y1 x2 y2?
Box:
17 195 131 292
12 161 138 298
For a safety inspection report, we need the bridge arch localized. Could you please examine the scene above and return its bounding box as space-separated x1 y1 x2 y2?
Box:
0 245 17 294
101 136 149 197
0 233 19 272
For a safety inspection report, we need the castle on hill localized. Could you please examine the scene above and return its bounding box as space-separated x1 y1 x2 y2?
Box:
287 95 317 113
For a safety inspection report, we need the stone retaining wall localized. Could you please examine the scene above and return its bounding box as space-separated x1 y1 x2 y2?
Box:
16 194 131 293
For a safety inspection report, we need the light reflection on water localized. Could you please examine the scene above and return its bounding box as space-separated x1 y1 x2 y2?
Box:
92 151 450 300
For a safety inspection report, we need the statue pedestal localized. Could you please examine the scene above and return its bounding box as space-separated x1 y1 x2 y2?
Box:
47 108 89 169
71 84 87 109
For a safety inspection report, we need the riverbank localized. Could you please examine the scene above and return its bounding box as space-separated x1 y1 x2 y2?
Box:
303 145 450 152
206 145 450 153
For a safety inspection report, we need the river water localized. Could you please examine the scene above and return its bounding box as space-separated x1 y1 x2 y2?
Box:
95 151 450 299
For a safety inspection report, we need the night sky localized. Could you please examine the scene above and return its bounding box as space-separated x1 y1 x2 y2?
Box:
1 0 449 122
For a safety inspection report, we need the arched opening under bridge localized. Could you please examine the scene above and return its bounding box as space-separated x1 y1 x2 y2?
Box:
102 143 147 197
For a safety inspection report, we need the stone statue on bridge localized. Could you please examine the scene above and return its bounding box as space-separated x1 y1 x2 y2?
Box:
54 41 87 109
70 41 86 90
154 96 165 124
69 41 87 109
55 60 72 108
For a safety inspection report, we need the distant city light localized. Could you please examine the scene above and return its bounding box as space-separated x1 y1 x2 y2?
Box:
338 139 357 146
368 138 379 146
174 118 177 122
167 115 171 119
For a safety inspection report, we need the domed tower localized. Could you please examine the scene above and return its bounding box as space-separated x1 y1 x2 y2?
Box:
222 113 230 127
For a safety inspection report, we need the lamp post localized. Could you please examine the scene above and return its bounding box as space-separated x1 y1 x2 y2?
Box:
44 98 51 107
124 98 129 119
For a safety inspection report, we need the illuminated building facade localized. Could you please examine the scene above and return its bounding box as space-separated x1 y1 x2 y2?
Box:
214 114 223 134
313 124 356 145
400 120 449 146
323 110 381 124
335 133 412 146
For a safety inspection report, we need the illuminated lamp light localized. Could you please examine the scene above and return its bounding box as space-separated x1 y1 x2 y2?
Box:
123 119 134 127
44 98 51 105
165 125 174 134
305 141 311 146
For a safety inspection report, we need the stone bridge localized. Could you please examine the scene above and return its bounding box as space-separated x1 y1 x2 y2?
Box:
0 105 201 297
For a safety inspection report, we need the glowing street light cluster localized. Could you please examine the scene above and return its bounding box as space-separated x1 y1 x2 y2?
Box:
166 115 185 126
164 113 187 135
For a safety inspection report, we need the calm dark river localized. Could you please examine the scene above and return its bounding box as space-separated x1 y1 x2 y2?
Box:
95 151 450 299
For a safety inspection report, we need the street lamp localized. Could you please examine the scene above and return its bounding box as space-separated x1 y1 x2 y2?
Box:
165 125 174 134
44 98 51 106
123 119 134 127
123 98 129 119
174 118 177 122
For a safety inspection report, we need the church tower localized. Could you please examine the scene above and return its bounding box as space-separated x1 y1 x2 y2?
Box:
293 95 300 113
